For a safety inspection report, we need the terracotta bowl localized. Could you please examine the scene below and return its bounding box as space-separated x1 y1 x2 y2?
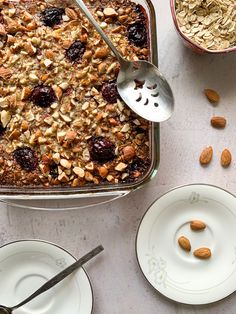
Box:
170 0 236 54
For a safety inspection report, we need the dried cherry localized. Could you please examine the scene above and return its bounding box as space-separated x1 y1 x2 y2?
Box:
13 147 38 172
41 7 65 27
127 22 147 47
0 123 6 136
49 162 58 178
31 85 56 108
66 40 86 63
101 82 119 104
88 136 115 162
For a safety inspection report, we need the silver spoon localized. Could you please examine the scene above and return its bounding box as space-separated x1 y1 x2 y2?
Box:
74 0 174 122
0 245 104 314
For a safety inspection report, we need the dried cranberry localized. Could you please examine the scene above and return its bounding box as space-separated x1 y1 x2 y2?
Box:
41 7 65 27
127 22 147 47
31 85 56 108
88 136 115 162
49 162 58 178
13 147 38 172
66 40 86 63
129 158 145 172
0 123 6 136
135 4 146 20
102 82 119 104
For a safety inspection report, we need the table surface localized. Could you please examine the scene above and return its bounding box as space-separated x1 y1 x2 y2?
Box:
1 0 236 313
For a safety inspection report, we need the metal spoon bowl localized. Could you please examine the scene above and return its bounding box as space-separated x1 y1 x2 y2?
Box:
74 0 174 123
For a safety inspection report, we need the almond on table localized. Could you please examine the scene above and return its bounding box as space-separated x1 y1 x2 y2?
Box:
204 89 220 104
221 149 232 168
211 116 226 129
199 146 213 165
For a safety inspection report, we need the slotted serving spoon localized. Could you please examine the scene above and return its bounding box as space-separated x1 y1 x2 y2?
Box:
74 0 174 122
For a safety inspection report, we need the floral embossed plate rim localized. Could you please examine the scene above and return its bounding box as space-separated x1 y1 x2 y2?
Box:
136 184 236 305
0 239 93 313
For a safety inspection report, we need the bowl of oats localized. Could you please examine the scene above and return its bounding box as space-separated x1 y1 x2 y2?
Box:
171 0 236 54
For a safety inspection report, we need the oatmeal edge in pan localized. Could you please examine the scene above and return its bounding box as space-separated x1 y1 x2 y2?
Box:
0 0 151 187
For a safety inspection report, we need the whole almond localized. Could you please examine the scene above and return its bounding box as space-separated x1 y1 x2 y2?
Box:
204 89 220 103
193 247 211 259
199 146 213 165
65 8 78 20
190 220 206 231
178 236 191 252
211 116 226 129
221 149 232 167
94 47 109 59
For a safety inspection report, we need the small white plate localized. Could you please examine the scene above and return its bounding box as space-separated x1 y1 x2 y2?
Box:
136 184 236 305
0 240 93 313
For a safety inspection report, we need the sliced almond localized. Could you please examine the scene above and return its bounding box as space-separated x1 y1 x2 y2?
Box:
98 166 108 178
1 110 11 127
0 67 11 79
60 159 72 169
204 89 220 104
199 146 213 165
194 247 211 259
103 8 118 18
221 149 232 167
21 87 32 101
73 167 85 178
190 220 206 231
21 121 29 131
65 130 77 142
115 162 127 172
94 47 109 59
211 116 226 128
178 236 191 252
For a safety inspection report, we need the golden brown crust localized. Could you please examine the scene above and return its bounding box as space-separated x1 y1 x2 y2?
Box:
0 0 151 187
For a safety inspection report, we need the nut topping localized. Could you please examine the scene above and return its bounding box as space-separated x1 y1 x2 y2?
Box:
0 0 150 187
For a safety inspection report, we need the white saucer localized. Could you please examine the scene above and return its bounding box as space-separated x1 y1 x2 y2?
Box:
0 240 93 313
136 184 236 305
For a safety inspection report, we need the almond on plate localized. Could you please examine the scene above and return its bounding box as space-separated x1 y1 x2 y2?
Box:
211 116 226 129
199 146 213 165
221 149 232 167
204 89 220 103
194 247 211 259
178 236 191 252
190 220 206 231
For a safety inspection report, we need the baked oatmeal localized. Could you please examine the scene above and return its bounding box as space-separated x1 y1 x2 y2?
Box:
0 0 151 187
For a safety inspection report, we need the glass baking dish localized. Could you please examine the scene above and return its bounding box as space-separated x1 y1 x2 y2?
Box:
0 0 159 210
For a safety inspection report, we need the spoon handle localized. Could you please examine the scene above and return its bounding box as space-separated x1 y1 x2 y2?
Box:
73 0 124 62
11 245 104 311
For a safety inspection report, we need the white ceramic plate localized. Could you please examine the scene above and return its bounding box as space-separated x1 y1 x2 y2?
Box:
136 184 236 305
0 240 93 314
